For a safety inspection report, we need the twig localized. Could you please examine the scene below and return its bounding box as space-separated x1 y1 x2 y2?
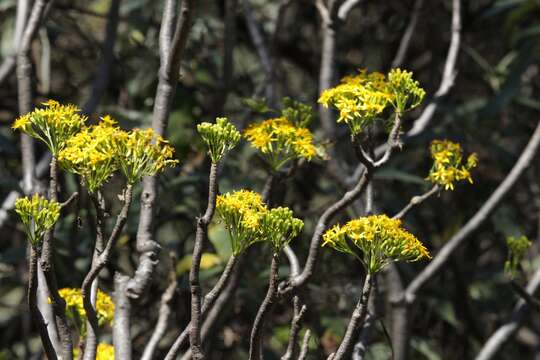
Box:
177 256 244 360
393 185 439 220
389 120 540 360
81 185 133 358
281 296 307 360
17 0 52 194
391 0 424 68
298 329 311 360
408 0 461 136
28 246 58 360
404 120 540 304
127 0 195 301
242 0 277 106
337 0 363 21
330 274 373 360
509 280 540 312
81 0 121 116
190 163 220 360
165 255 239 359
249 253 281 360
141 253 179 360
40 158 73 360
279 167 371 296
475 268 540 360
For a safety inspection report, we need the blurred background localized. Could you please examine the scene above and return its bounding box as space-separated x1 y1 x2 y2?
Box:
0 0 539 358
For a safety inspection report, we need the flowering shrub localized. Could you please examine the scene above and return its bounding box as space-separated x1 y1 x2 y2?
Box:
197 117 241 163
59 288 115 329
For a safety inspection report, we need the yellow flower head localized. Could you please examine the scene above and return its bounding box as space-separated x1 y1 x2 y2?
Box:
58 288 115 328
260 207 304 252
426 140 478 190
197 117 241 163
244 117 317 170
58 117 120 193
387 68 425 114
505 235 531 278
12 100 87 155
113 127 179 184
15 194 61 246
216 190 268 255
318 68 425 134
96 343 115 360
318 70 393 135
322 214 430 274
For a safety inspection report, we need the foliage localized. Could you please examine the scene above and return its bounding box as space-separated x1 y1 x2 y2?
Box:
505 235 531 278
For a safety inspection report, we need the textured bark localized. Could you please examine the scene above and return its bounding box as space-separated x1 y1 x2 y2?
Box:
249 253 280 360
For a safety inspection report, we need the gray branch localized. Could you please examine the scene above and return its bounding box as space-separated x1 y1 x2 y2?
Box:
405 120 540 303
141 253 178 360
330 274 373 360
475 268 540 360
408 0 461 136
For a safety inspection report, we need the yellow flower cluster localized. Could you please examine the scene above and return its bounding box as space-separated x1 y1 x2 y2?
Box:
12 100 87 155
58 115 178 192
59 288 115 327
323 214 430 274
14 194 61 246
112 127 178 184
58 117 119 193
387 68 426 114
216 190 303 254
73 343 114 360
318 68 425 134
197 117 241 163
260 207 304 252
505 235 531 278
216 190 268 255
426 140 478 190
244 117 317 171
96 343 115 360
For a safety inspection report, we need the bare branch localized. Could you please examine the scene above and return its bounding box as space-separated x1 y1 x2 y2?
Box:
40 158 73 360
28 247 58 360
177 257 244 360
408 0 461 136
81 185 133 359
298 329 312 360
393 185 439 220
404 120 540 303
242 0 276 106
249 253 280 360
475 268 540 360
280 167 371 295
127 0 195 300
337 0 364 21
330 274 373 360
0 0 29 87
164 255 239 359
281 296 307 360
391 0 424 68
141 253 179 360
81 0 121 116
190 163 220 360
